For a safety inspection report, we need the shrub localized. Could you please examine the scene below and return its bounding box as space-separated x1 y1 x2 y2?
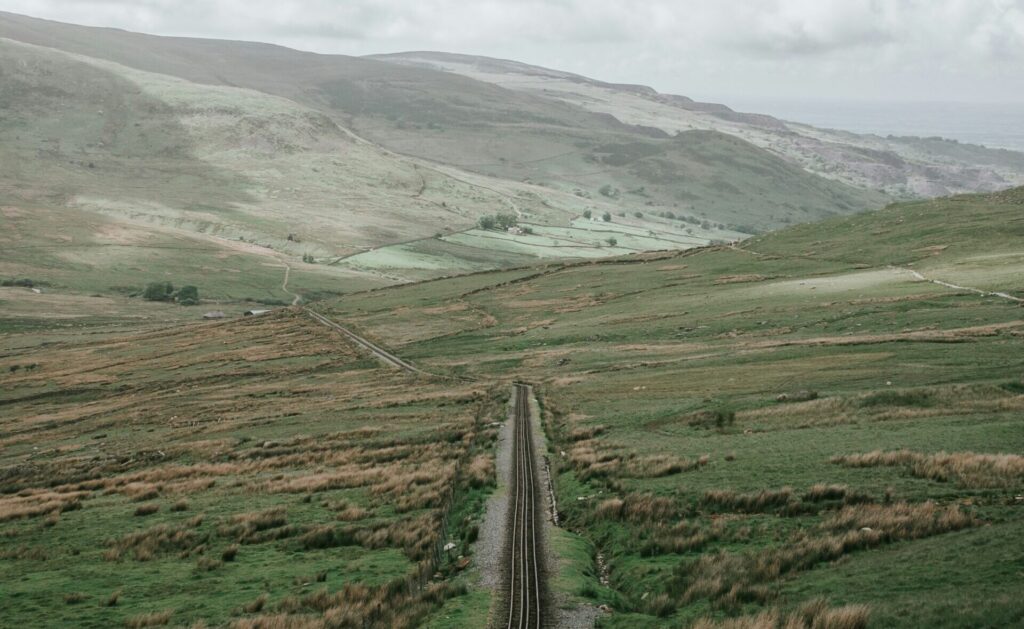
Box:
142 282 174 302
494 213 518 230
859 389 934 408
606 237 618 246
106 590 121 607
241 593 268 614
177 285 199 305
196 556 223 571
644 592 677 617
63 592 89 604
832 450 1024 488
222 544 239 562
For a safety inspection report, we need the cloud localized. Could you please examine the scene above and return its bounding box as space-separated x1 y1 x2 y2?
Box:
1 0 1022 101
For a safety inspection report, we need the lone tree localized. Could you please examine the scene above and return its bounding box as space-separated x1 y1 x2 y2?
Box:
478 215 496 230
177 285 199 306
602 212 612 222
606 237 618 246
582 210 592 219
143 281 174 302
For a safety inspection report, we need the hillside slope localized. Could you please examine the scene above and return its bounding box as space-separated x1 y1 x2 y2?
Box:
2 10 1021 307
314 187 1024 627
373 51 1024 198
0 11 885 234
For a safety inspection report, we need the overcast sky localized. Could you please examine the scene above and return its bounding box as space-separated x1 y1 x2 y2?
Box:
2 0 1023 103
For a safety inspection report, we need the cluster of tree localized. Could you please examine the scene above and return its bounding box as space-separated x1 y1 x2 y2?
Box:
653 211 726 231
143 282 199 305
302 253 316 264
478 212 518 231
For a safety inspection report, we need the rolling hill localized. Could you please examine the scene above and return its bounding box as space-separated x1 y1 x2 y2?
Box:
1 10 1022 306
373 51 1024 199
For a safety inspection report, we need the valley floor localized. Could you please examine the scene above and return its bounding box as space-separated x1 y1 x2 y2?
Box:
2 189 1024 628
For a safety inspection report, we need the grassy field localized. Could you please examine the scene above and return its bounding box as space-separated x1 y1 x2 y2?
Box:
314 188 1024 627
3 180 1023 627
0 311 507 628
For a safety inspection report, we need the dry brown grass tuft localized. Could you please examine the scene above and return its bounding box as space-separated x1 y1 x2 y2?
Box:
643 518 730 555
595 493 677 523
134 503 160 517
465 454 495 488
569 425 607 441
803 484 872 505
218 508 288 543
702 488 797 513
622 454 709 478
240 593 268 614
0 491 87 522
105 522 207 561
673 501 972 609
691 598 869 629
63 592 89 604
124 610 173 628
822 501 974 538
833 449 1024 488
336 506 369 522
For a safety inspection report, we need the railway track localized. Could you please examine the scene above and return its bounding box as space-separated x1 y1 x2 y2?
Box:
305 309 422 374
505 383 545 629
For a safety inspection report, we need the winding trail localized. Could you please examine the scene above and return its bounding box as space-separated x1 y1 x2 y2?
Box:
279 264 302 306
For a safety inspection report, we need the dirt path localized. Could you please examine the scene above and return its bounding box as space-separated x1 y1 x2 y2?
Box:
304 309 422 373
279 264 301 306
901 267 1023 303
